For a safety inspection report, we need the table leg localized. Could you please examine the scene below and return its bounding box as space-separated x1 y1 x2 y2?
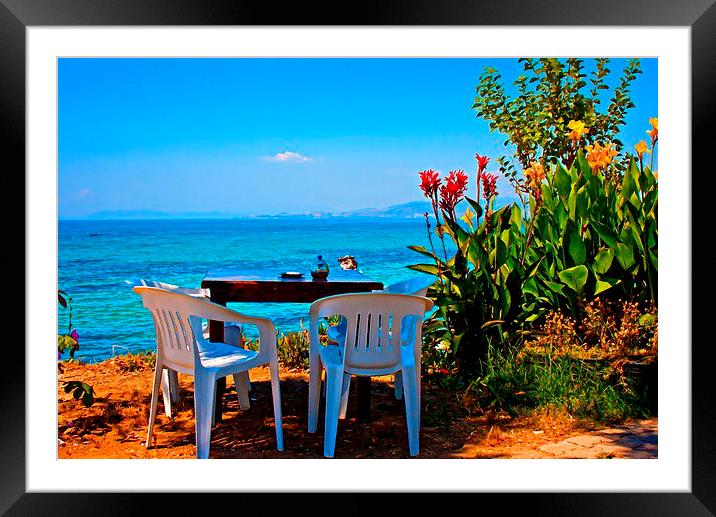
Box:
208 301 226 424
356 377 371 423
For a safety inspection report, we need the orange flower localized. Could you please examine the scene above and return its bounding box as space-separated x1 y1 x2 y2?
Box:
567 120 589 142
524 162 546 188
646 117 658 144
634 140 650 160
585 142 618 171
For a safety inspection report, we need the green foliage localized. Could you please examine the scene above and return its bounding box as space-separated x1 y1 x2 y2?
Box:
247 319 336 371
477 341 647 422
276 323 311 371
57 334 79 358
525 152 658 313
58 289 95 407
472 58 642 179
63 380 94 408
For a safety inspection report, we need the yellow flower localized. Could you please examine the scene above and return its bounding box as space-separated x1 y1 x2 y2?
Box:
653 170 658 180
646 117 658 144
524 162 546 188
585 142 618 171
460 208 476 226
567 120 589 141
634 140 651 160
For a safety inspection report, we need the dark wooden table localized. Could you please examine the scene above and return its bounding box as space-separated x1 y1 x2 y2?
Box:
201 269 383 423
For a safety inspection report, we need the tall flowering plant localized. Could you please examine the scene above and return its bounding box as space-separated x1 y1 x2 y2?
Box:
411 119 657 376
411 159 528 375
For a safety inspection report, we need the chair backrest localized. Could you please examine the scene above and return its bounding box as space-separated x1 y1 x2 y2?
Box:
125 278 210 298
311 293 433 372
379 276 436 298
133 286 237 372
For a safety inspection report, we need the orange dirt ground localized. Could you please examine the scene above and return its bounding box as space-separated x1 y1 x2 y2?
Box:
58 358 657 459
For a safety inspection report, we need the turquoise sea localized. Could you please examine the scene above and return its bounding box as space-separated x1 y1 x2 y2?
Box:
58 218 434 362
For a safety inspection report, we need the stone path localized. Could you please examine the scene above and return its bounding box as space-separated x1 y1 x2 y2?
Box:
509 419 658 459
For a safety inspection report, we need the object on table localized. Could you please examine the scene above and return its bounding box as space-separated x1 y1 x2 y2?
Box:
281 271 304 279
311 255 330 280
337 255 358 270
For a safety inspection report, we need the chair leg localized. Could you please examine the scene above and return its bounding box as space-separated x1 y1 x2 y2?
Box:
146 362 164 448
161 368 173 419
308 355 321 434
211 379 218 427
169 369 181 403
323 367 345 458
401 367 420 457
394 371 403 400
233 373 251 411
339 373 351 419
268 361 284 451
194 370 217 459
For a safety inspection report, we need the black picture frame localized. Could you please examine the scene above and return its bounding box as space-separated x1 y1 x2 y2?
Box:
4 0 713 514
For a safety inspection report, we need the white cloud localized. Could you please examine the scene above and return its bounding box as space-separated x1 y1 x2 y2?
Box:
264 151 313 163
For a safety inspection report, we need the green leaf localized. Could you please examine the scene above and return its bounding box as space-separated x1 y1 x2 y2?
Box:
464 197 483 219
558 265 589 294
591 221 618 248
567 228 587 265
407 264 439 276
554 162 572 198
407 245 437 260
613 243 636 271
57 334 79 355
544 280 565 293
595 276 622 296
593 248 614 275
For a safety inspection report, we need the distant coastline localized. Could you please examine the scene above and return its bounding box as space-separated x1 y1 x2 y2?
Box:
60 197 521 221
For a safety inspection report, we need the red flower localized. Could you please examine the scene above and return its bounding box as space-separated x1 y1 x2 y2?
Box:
475 153 490 174
418 169 441 198
481 172 498 202
439 169 468 212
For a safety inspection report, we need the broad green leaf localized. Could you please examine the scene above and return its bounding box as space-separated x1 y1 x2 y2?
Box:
558 265 589 294
554 162 572 198
591 221 617 248
567 228 587 265
595 276 622 296
613 243 636 271
545 280 565 293
593 248 614 275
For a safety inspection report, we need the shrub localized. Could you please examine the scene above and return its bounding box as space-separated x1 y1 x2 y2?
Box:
410 114 657 376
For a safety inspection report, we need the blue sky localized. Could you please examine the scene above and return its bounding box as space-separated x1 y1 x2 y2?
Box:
58 58 657 219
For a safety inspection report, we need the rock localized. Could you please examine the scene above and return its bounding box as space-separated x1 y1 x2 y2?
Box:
337 255 358 270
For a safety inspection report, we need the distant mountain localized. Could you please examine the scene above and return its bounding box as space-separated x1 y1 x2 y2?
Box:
79 196 522 221
83 210 240 220
346 201 431 218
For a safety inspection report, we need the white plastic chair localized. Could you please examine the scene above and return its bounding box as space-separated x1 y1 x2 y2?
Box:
308 293 433 457
126 279 251 416
133 286 283 458
325 275 435 407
